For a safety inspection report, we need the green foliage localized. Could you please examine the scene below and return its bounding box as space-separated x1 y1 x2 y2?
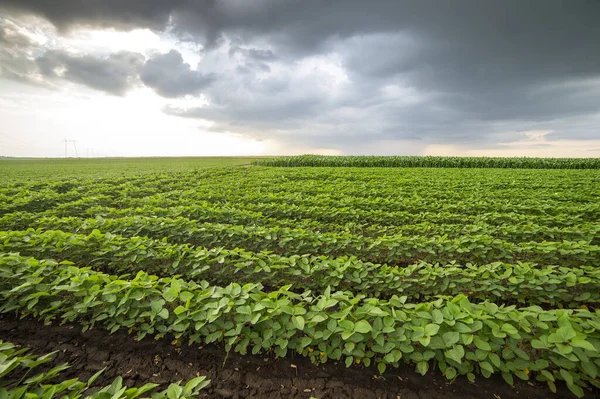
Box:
0 339 210 398
2 229 599 306
1 161 599 398
1 253 599 397
253 155 600 169
0 157 255 183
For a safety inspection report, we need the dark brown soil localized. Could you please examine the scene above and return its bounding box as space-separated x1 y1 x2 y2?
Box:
0 314 596 399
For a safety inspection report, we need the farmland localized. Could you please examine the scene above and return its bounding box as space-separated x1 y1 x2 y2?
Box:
1 157 599 398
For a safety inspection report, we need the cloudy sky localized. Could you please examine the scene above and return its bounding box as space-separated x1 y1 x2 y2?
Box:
1 1 599 157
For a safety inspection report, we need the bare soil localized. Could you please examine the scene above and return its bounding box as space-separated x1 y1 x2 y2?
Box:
1 314 596 399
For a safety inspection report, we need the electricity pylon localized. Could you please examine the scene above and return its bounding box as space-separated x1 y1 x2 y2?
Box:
64 139 79 158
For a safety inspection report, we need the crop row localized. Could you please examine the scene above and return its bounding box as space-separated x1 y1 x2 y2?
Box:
1 229 599 306
253 155 600 169
4 193 596 232
0 340 210 399
1 253 599 397
6 183 599 223
5 208 600 266
224 201 600 228
5 219 598 268
7 211 600 248
127 180 599 216
0 169 239 213
2 168 597 218
154 187 600 218
2 166 597 224
3 213 600 259
4 164 593 194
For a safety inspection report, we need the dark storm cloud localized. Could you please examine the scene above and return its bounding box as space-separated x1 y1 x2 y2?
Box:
228 46 277 63
2 0 600 146
140 50 215 98
37 50 145 96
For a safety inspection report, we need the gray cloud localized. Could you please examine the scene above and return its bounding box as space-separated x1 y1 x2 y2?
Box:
37 50 145 96
229 45 277 62
0 22 34 48
0 49 39 84
140 50 215 98
1 0 600 149
0 0 176 32
0 17 44 85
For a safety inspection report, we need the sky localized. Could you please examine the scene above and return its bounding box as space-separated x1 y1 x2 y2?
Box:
1 1 599 158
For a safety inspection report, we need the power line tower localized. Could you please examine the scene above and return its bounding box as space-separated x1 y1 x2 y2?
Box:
64 139 79 158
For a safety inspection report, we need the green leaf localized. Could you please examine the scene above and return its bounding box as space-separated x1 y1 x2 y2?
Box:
299 337 312 349
354 320 372 334
513 347 529 361
327 319 337 332
431 309 443 324
566 383 584 398
157 308 169 319
531 339 547 349
424 324 440 336
581 361 598 378
174 306 186 315
559 369 573 386
183 376 210 394
292 316 305 330
488 353 501 368
479 361 494 374
171 323 187 332
416 361 429 376
445 367 457 380
500 323 518 335
502 372 514 386
473 337 491 351
442 332 460 347
179 291 194 303
150 299 164 314
339 320 354 331
454 322 472 333
571 338 597 352
103 293 117 303
445 345 465 364
167 383 183 399
540 370 555 382
556 325 577 342
377 362 386 374
237 306 252 315
384 352 395 363
163 289 178 303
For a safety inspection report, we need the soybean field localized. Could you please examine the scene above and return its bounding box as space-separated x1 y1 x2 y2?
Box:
1 157 599 399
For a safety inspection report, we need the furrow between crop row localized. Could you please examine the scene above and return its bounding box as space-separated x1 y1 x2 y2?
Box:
0 339 210 398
